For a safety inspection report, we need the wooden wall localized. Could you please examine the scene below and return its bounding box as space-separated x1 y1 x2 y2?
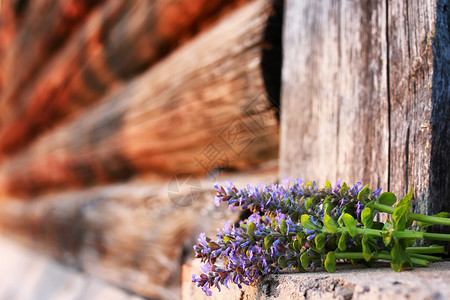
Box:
280 0 449 224
1 0 448 299
0 0 281 299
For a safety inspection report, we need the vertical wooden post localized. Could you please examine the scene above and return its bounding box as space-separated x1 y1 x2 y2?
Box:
280 0 449 219
280 0 388 187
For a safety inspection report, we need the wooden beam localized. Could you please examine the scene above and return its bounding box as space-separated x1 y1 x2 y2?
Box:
387 0 450 243
0 0 248 156
280 0 388 187
0 0 104 120
0 0 279 198
0 167 278 299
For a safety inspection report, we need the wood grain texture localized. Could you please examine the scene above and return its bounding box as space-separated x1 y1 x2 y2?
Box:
0 0 103 120
388 0 450 241
429 0 450 229
0 0 279 198
0 0 248 157
0 0 20 93
281 0 449 225
280 0 388 188
0 167 277 300
388 0 435 211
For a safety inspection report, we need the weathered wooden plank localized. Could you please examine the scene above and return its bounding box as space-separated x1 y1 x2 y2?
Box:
0 0 248 156
0 0 279 198
388 0 450 240
280 0 388 188
0 0 19 93
0 167 277 299
388 0 435 210
0 0 103 115
281 0 449 232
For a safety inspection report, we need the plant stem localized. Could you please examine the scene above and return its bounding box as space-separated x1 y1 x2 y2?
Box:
395 230 424 239
423 232 450 241
334 252 429 267
374 203 450 226
409 253 442 262
406 246 445 254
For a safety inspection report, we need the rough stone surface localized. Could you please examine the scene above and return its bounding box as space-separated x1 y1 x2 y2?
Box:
183 260 450 300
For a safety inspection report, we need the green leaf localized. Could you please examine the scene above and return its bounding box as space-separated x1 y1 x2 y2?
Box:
301 214 319 230
296 232 306 244
293 239 300 251
338 232 348 251
361 207 373 229
278 256 287 269
300 252 310 268
337 213 345 227
223 236 231 244
264 235 273 252
305 198 314 210
323 213 338 233
323 197 333 214
393 187 413 231
324 180 332 189
342 213 358 237
382 220 393 246
377 192 397 206
357 184 371 201
324 252 336 273
247 222 256 237
306 180 314 189
362 235 372 261
391 241 412 272
280 219 287 236
365 201 375 210
340 182 350 197
315 233 327 250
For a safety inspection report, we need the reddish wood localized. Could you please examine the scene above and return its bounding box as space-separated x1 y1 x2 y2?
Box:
0 0 248 157
0 0 279 198
0 0 104 121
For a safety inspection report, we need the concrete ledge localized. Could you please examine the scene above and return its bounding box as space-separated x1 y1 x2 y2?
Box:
183 261 450 300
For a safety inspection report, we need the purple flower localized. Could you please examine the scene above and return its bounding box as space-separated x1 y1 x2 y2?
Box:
282 177 291 186
307 234 317 241
356 201 363 218
202 285 212 296
261 256 267 267
333 180 343 195
350 182 362 196
198 232 208 247
225 180 233 191
339 199 349 208
201 262 212 273
372 188 382 197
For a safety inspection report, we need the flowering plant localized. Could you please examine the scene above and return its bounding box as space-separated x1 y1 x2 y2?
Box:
192 179 450 296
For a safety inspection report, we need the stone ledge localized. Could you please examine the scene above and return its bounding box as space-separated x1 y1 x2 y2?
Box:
183 261 450 300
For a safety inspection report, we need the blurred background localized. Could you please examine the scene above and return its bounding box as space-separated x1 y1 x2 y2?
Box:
0 0 281 299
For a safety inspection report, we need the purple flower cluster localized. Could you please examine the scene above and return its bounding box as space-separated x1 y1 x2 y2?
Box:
193 179 383 296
